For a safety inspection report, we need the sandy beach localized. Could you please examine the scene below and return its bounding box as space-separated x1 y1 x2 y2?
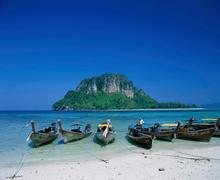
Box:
1 146 220 180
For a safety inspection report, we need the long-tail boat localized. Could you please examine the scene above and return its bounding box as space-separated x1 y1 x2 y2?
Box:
129 122 174 141
58 120 92 143
128 123 155 139
175 122 215 142
95 120 116 145
28 120 58 147
127 127 152 149
186 118 220 137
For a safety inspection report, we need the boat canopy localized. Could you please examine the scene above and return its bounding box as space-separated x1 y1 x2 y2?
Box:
201 118 219 121
98 124 112 128
161 123 178 127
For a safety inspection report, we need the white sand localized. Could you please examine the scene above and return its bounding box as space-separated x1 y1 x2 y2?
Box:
1 146 220 180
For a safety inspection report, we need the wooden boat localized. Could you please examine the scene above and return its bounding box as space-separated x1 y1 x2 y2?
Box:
214 129 220 137
58 120 92 143
28 121 58 147
152 123 175 141
129 122 174 141
127 130 152 149
95 121 116 145
128 124 154 139
176 122 215 142
186 118 220 137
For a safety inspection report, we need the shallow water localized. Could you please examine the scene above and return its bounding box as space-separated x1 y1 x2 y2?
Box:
0 109 220 166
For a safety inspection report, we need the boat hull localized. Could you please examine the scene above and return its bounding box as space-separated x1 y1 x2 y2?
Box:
176 128 215 142
59 129 92 143
189 123 220 137
30 132 58 147
213 129 220 137
127 133 152 149
155 130 174 141
95 131 116 145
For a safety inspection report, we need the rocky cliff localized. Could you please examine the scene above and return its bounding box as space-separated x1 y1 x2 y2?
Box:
53 73 196 111
76 74 134 98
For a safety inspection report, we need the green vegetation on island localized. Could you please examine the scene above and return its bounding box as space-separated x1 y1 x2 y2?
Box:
53 73 197 111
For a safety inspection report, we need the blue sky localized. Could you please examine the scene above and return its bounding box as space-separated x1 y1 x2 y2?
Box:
0 0 220 110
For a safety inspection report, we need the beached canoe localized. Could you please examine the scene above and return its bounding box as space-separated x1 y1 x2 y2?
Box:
95 121 116 145
127 131 152 149
176 123 215 142
58 120 92 143
29 121 58 147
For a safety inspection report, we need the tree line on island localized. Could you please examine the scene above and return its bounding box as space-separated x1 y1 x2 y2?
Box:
53 73 197 111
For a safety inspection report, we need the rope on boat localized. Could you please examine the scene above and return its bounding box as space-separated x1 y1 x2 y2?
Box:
5 148 30 179
86 148 109 163
125 146 147 155
176 151 220 161
84 142 109 163
6 122 32 179
22 123 30 129
150 153 211 162
125 146 216 162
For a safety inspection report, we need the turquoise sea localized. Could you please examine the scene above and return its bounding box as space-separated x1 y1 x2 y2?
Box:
0 109 220 167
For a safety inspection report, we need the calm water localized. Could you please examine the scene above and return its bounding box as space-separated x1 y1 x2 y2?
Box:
0 109 220 166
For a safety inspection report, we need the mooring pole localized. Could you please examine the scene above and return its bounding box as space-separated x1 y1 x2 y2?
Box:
57 119 62 130
31 120 36 133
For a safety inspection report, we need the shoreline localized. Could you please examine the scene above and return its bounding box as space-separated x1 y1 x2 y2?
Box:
58 108 205 112
1 145 220 180
2 137 220 168
0 108 207 112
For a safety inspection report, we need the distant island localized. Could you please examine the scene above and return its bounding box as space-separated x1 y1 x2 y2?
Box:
53 73 197 111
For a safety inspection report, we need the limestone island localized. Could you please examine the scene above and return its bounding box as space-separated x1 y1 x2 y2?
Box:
53 73 197 111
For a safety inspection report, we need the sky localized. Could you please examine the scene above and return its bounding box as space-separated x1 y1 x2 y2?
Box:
0 0 220 110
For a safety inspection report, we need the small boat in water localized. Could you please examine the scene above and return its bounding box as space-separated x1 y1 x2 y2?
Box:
58 120 92 143
95 120 116 145
127 127 152 149
28 121 58 147
152 123 176 141
175 122 215 142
